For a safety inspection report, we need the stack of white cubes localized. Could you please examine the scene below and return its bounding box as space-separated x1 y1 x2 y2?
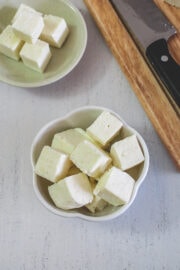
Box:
34 111 145 213
0 4 69 72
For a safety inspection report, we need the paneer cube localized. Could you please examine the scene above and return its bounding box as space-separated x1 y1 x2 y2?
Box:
48 173 93 210
40 15 69 48
70 140 112 178
85 195 108 213
110 134 144 171
51 128 93 155
12 3 42 24
87 111 123 147
35 146 72 183
20 39 52 72
85 179 108 213
12 10 44 44
0 25 24 60
94 167 135 206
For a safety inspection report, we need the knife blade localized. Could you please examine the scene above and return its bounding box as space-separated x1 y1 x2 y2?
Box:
111 0 180 107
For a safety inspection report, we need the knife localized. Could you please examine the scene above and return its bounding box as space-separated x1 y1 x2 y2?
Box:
110 0 180 107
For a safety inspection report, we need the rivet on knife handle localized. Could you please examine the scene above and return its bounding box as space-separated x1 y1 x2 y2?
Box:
146 39 180 107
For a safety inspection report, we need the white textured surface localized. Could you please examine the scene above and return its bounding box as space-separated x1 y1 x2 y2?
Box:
0 1 180 269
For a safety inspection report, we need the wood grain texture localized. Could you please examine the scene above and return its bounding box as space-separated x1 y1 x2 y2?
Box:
164 0 180 8
84 0 180 169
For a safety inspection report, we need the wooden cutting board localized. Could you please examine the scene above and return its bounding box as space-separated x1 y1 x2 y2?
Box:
84 0 180 169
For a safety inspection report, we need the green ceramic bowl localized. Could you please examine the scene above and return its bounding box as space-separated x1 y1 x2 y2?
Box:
0 0 87 87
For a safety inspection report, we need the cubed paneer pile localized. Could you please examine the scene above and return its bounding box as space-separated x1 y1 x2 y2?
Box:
0 3 69 72
34 111 145 213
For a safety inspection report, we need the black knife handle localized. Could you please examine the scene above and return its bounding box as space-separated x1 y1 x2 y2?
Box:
146 39 180 107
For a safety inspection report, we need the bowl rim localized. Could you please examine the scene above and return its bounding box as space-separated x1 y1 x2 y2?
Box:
31 105 150 221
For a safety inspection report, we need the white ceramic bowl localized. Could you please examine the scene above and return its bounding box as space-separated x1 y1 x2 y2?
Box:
31 106 149 221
